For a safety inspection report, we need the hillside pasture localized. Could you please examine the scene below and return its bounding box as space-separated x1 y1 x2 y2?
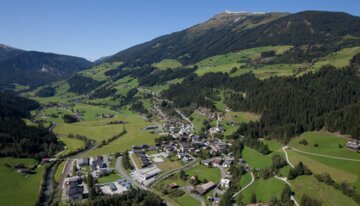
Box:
0 158 45 206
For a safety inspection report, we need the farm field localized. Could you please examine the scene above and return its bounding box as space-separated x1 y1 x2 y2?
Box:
287 149 360 192
242 139 284 169
0 158 45 206
313 46 360 70
79 62 121 81
195 46 292 76
153 59 182 70
57 137 84 157
290 175 358 206
54 118 125 143
239 177 285 204
288 131 360 159
83 114 160 156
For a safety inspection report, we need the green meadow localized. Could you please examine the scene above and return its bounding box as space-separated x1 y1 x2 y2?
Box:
153 59 183 70
0 158 45 206
57 137 85 157
83 114 160 156
239 177 285 204
195 45 292 76
313 46 360 70
290 175 358 206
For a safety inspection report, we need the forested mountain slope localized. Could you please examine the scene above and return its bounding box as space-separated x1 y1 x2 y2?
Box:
106 11 360 66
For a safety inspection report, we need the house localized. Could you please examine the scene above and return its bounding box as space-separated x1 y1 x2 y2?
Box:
194 181 216 195
164 146 176 154
223 159 233 168
220 178 231 188
109 183 117 191
77 157 89 167
211 158 222 167
63 177 84 201
202 159 212 167
179 142 190 152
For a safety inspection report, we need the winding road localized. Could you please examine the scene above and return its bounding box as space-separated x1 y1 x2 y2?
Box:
273 175 300 206
282 146 294 168
232 172 255 198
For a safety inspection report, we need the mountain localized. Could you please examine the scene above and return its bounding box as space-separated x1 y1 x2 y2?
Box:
0 43 25 62
0 49 93 89
106 11 360 66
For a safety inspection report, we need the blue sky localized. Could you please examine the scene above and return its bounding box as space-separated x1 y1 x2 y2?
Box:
1 0 359 61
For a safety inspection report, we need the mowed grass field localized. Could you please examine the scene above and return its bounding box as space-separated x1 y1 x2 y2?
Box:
242 139 284 169
290 175 358 206
152 59 182 70
186 164 221 183
176 194 201 206
57 137 85 157
83 114 160 156
54 118 125 143
195 46 292 76
313 46 360 70
239 177 285 204
288 131 360 159
287 131 360 191
0 158 45 206
79 62 122 81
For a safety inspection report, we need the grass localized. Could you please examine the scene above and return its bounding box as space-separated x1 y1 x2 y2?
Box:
79 62 122 81
83 114 160 156
287 150 360 191
287 131 360 191
313 46 360 70
186 164 221 183
153 59 182 70
54 118 125 143
57 137 84 157
0 157 45 206
54 161 66 183
239 172 252 188
290 175 358 206
97 173 122 184
176 194 201 206
154 173 188 191
156 160 183 172
288 131 360 159
224 111 260 124
239 177 285 204
242 139 284 169
130 153 143 169
190 112 213 134
195 46 292 76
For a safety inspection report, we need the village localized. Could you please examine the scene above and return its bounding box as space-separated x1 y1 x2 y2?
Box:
59 104 252 206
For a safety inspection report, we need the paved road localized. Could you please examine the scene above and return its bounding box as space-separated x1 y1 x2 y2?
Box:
232 172 255 198
115 156 148 190
282 146 294 168
290 147 360 162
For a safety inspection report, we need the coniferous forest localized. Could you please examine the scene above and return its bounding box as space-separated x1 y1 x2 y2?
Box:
0 92 62 159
